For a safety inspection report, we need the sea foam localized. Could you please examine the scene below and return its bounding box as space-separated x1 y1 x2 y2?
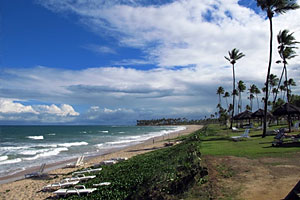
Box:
0 158 22 165
27 136 44 140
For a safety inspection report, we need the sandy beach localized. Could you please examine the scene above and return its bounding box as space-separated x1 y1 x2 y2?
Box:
0 125 202 200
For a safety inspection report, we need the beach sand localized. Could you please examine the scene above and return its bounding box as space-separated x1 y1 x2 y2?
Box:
0 125 202 200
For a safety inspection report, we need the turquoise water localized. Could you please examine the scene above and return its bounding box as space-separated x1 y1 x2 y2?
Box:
0 125 185 177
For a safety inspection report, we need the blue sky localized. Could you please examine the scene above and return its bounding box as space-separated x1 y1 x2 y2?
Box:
0 0 299 125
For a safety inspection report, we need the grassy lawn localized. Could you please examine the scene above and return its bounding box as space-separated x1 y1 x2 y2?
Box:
183 123 300 200
199 124 300 158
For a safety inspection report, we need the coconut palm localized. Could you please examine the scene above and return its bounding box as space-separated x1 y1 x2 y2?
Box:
237 80 246 113
254 86 261 109
268 74 279 97
216 86 225 106
285 78 296 100
248 94 255 111
274 29 298 103
279 85 286 100
223 91 230 109
225 48 245 128
256 0 299 137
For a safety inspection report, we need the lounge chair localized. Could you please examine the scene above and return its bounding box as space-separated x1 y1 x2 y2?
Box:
111 157 128 161
231 129 250 141
25 163 47 178
272 128 285 146
42 179 80 191
72 167 102 175
65 156 84 168
93 182 111 187
232 127 239 132
64 174 96 182
94 160 118 167
293 122 299 131
53 185 97 197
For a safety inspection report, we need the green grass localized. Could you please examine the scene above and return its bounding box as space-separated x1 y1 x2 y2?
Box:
198 124 300 158
59 124 300 200
62 133 207 200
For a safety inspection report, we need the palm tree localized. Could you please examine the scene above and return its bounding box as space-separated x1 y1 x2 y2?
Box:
223 91 230 109
254 86 261 110
279 85 286 100
268 74 279 97
225 48 245 128
275 29 298 103
256 0 299 137
216 86 225 106
248 94 255 111
285 78 296 100
237 80 246 113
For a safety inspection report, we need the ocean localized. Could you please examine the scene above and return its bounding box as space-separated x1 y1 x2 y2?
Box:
0 125 186 177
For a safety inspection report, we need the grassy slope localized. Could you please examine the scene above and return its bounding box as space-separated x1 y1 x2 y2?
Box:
63 132 207 200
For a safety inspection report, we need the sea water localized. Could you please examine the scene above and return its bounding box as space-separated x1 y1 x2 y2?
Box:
0 125 186 177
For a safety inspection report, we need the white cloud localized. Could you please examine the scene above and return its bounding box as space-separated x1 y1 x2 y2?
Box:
0 99 38 114
0 99 79 123
34 104 79 116
82 44 116 54
2 0 299 123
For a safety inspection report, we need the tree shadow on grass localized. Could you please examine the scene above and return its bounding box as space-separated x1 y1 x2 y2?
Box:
263 142 300 148
200 137 231 142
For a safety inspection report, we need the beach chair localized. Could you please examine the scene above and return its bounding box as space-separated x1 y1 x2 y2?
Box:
94 160 118 167
293 122 299 131
232 127 239 132
25 163 47 178
42 179 80 191
53 185 97 197
272 128 285 146
64 174 96 182
72 167 102 175
111 157 128 161
231 129 250 141
65 156 84 168
93 182 111 187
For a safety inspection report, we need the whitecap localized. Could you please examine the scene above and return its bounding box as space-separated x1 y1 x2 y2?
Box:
23 147 68 160
27 136 44 140
101 131 109 133
0 155 8 161
0 158 22 165
48 133 56 136
58 141 88 147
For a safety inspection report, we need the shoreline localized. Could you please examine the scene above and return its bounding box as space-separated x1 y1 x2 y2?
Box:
0 125 202 200
0 125 186 184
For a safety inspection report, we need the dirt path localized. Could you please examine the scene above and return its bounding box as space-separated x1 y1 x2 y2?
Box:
204 153 300 200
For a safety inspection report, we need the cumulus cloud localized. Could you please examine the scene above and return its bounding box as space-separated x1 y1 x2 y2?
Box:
0 99 79 124
2 0 300 123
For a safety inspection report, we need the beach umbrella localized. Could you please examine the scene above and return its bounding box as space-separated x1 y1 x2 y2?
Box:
273 103 300 116
251 109 273 125
233 110 253 126
273 103 300 132
251 109 273 118
233 110 253 120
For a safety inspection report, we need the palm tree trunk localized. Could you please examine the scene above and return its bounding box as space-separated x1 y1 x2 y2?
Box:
274 65 285 103
284 65 289 102
230 64 236 129
263 16 273 138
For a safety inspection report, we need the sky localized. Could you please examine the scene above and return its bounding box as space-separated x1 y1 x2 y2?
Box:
0 0 299 125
